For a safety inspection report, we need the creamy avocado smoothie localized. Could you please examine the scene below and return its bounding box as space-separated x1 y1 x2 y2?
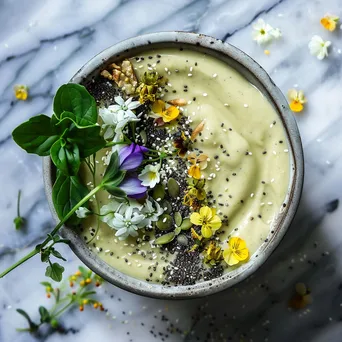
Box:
79 48 290 285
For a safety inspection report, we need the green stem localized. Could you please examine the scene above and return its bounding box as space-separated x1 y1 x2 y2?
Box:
0 184 104 279
105 141 128 148
17 190 21 217
53 300 74 318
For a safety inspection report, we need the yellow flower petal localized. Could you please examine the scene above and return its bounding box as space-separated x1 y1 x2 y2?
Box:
190 212 202 225
287 89 298 101
152 100 165 114
14 85 28 101
229 237 246 250
201 224 212 238
223 249 240 266
290 100 304 112
234 248 249 261
188 164 201 179
208 215 222 231
162 106 180 122
297 90 306 104
320 17 337 31
199 206 212 221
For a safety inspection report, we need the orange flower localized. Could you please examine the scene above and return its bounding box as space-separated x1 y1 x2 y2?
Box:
187 153 208 179
152 100 180 122
320 14 339 31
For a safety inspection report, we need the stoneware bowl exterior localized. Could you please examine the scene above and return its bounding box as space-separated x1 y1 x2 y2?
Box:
43 31 304 299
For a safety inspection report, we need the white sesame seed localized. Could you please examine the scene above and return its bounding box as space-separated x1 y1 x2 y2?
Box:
250 193 254 197
224 103 230 107
203 93 208 97
164 67 168 72
188 73 192 77
284 149 289 153
271 178 275 183
268 202 273 205
212 73 218 78
162 217 167 223
273 151 277 155
190 67 193 72
244 104 249 108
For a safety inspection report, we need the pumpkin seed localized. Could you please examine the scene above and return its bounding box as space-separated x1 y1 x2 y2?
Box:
180 218 192 230
174 212 182 227
156 214 172 230
174 226 182 235
155 232 175 245
177 234 189 246
167 178 180 198
152 183 165 201
160 200 172 214
140 130 147 144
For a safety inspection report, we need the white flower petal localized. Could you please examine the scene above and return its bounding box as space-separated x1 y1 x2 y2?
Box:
114 96 125 106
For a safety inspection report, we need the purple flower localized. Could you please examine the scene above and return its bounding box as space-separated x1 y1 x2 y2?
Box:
120 177 147 199
119 143 148 171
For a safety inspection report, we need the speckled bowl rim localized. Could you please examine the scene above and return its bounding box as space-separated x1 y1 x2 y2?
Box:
43 31 304 299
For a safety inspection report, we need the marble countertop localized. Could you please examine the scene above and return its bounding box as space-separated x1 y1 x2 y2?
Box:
1 0 342 341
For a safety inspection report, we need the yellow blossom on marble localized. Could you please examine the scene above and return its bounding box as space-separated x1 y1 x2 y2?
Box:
320 14 339 31
187 153 208 179
288 89 307 113
223 237 249 266
14 85 28 101
190 206 222 238
152 99 180 122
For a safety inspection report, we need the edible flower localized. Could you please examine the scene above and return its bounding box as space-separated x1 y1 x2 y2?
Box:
223 237 249 266
14 85 29 101
288 282 313 310
173 131 192 157
140 199 164 227
138 164 160 188
119 177 147 199
119 143 148 171
137 71 161 104
99 96 140 138
308 35 331 60
204 241 223 266
287 89 307 113
111 206 146 240
75 207 91 219
252 19 282 45
320 14 339 31
190 206 222 238
187 153 208 179
152 100 180 123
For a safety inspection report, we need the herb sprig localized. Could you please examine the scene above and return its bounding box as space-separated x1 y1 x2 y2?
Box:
14 190 26 230
16 266 104 333
1 84 128 281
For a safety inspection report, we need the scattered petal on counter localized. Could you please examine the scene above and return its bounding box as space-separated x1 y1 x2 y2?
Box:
320 14 339 31
288 282 313 309
308 35 331 60
288 89 307 113
252 19 282 45
14 85 29 100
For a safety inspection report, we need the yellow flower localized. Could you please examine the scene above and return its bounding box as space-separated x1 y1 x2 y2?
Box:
223 237 249 266
288 89 306 112
204 241 223 265
320 14 339 31
14 85 28 101
187 153 208 179
152 100 180 123
190 206 222 238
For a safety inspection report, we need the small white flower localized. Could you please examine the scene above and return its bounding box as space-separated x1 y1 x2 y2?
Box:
99 96 140 137
112 206 146 240
100 201 121 224
138 164 161 188
140 199 164 227
252 19 282 45
308 35 331 60
75 207 91 218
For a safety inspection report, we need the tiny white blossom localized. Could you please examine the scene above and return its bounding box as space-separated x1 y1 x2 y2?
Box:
99 96 140 138
75 207 91 218
252 19 282 45
111 206 145 240
138 164 161 188
140 199 164 227
308 35 331 60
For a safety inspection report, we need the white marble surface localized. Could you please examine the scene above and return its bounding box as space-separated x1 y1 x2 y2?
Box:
1 0 342 341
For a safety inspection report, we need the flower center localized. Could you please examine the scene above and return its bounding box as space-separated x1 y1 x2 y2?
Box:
260 29 266 35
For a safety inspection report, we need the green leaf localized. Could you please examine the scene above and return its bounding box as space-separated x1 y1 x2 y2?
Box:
105 187 127 201
12 115 59 156
67 125 106 158
50 140 80 176
102 151 120 183
45 262 64 282
40 249 50 263
40 281 52 288
52 171 89 221
16 309 38 332
50 248 67 261
53 84 97 126
81 291 96 297
103 171 126 193
39 306 50 323
78 266 90 278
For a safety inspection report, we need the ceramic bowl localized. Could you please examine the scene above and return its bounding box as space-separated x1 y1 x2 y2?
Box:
43 32 304 299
